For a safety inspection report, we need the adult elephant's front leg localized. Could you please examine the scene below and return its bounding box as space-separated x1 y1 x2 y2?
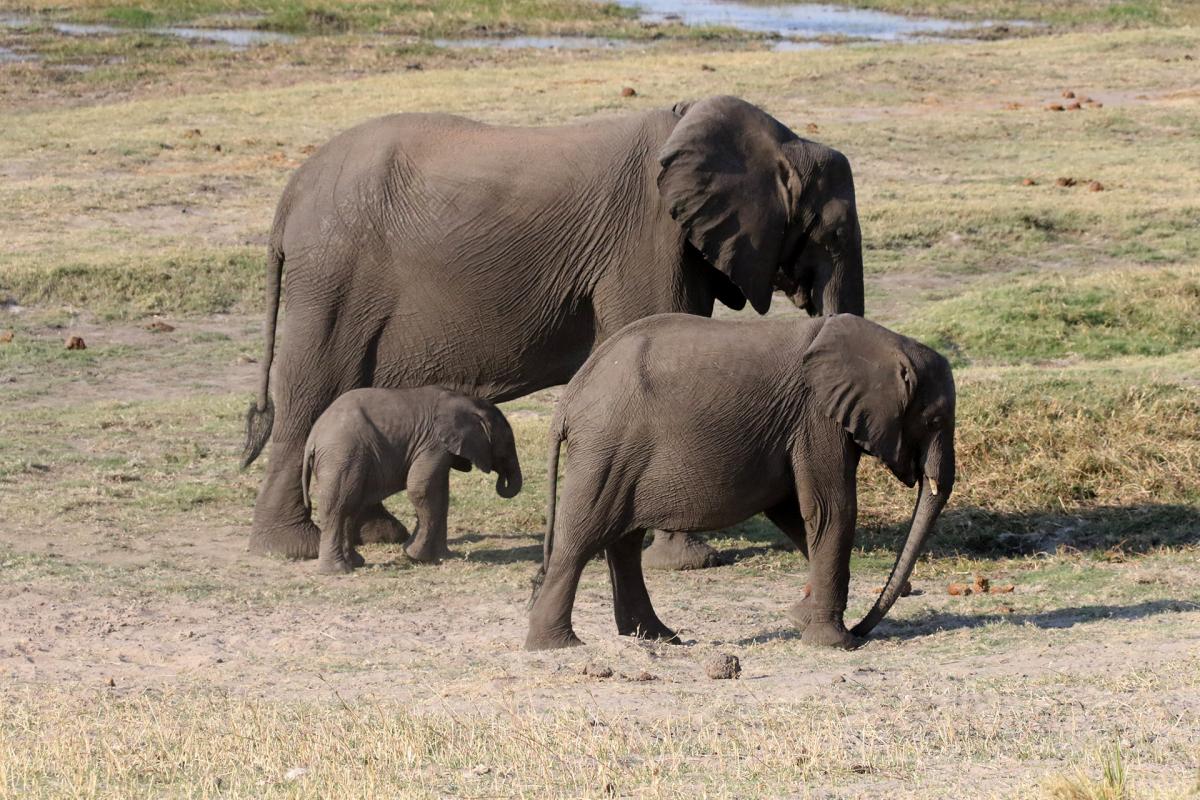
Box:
642 531 722 571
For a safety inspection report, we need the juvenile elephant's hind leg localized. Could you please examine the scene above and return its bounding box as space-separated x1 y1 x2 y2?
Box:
765 500 813 632
642 531 722 571
356 504 410 545
317 508 358 575
607 530 678 643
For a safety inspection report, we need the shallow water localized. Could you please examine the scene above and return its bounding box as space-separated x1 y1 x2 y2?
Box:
433 36 634 50
617 0 981 40
0 44 36 62
0 16 294 47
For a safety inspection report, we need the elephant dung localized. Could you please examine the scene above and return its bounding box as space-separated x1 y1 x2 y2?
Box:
144 320 175 333
583 662 613 679
0 330 12 344
620 86 637 98
65 335 86 350
1088 181 1105 192
947 583 973 596
973 575 990 593
704 653 741 680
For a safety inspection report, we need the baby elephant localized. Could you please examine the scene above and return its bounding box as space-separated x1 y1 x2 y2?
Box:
526 313 955 650
302 387 522 573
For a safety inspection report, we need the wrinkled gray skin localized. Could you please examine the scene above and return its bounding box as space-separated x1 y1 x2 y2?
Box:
301 387 522 573
526 313 956 651
241 95 866 564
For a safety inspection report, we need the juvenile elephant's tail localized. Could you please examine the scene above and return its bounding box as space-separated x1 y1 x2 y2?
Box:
528 413 566 610
240 240 284 469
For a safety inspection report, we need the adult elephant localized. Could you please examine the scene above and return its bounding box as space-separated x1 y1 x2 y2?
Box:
242 95 866 563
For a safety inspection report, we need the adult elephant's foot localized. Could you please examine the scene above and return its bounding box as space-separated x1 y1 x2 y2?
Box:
249 520 321 560
524 628 584 651
801 621 861 650
785 583 814 631
356 504 410 545
620 621 681 645
642 531 722 571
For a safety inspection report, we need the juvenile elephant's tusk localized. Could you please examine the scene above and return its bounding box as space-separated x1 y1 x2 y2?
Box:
929 479 939 496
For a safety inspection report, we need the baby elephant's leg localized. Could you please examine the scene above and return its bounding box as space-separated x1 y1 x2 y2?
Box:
404 451 453 564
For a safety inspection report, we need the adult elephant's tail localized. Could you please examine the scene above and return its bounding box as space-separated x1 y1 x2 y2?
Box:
528 411 566 609
240 240 284 469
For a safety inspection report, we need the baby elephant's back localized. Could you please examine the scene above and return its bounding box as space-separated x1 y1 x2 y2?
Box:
309 387 432 454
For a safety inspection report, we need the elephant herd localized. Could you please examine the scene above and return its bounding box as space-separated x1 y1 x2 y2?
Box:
241 95 957 651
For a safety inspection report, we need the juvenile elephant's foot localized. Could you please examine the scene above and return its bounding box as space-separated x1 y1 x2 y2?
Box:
249 520 321 560
356 505 410 545
801 621 861 650
524 628 584 651
317 555 355 575
643 531 722 571
403 541 453 564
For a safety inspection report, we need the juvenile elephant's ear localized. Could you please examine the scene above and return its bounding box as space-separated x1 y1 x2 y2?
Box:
658 95 796 315
435 401 493 474
801 315 917 485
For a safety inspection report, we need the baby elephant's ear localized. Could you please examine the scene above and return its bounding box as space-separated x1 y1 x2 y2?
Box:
436 400 493 474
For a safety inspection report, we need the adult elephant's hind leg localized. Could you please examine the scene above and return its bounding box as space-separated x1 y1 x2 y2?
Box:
525 545 591 651
607 530 678 643
249 434 321 559
356 505 410 545
642 530 722 571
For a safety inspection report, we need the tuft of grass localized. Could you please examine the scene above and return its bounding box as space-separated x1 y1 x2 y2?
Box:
902 267 1200 366
1045 743 1130 800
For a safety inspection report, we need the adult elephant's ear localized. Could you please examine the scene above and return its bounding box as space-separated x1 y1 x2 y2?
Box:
658 95 795 314
801 315 917 485
436 402 493 474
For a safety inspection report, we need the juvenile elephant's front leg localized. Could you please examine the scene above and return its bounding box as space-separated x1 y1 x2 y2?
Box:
403 452 453 564
764 500 813 630
793 444 861 649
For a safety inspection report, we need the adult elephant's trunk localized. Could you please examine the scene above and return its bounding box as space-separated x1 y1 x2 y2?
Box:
495 455 523 499
851 445 951 637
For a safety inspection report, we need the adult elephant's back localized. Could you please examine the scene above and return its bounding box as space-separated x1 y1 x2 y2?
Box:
243 96 867 560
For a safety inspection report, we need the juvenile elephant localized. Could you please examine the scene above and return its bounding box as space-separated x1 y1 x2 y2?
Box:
525 313 955 650
241 95 866 570
301 387 522 573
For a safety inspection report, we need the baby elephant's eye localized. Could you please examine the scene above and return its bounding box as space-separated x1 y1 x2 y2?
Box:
927 415 944 430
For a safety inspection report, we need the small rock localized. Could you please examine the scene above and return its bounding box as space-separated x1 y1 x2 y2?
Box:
701 63 716 72
1022 178 1037 186
1045 103 1065 112
184 128 202 138
947 583 972 596
283 767 308 782
1056 176 1077 187
1061 90 1075 99
106 677 115 687
626 670 657 682
991 584 1016 594
1088 181 1104 192
1066 101 1082 111
583 662 613 678
405 62 423 71
144 320 174 333
704 653 741 680
211 143 223 153
65 335 86 351
0 330 12 343
805 122 819 134
620 86 637 98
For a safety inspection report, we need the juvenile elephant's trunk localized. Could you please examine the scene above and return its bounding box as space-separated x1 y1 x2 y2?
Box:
495 455 523 499
851 475 947 638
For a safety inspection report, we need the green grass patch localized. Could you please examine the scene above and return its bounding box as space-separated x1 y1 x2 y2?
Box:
901 266 1200 366
0 248 265 318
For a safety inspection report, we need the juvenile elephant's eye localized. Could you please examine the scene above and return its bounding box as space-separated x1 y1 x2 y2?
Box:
927 415 944 430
